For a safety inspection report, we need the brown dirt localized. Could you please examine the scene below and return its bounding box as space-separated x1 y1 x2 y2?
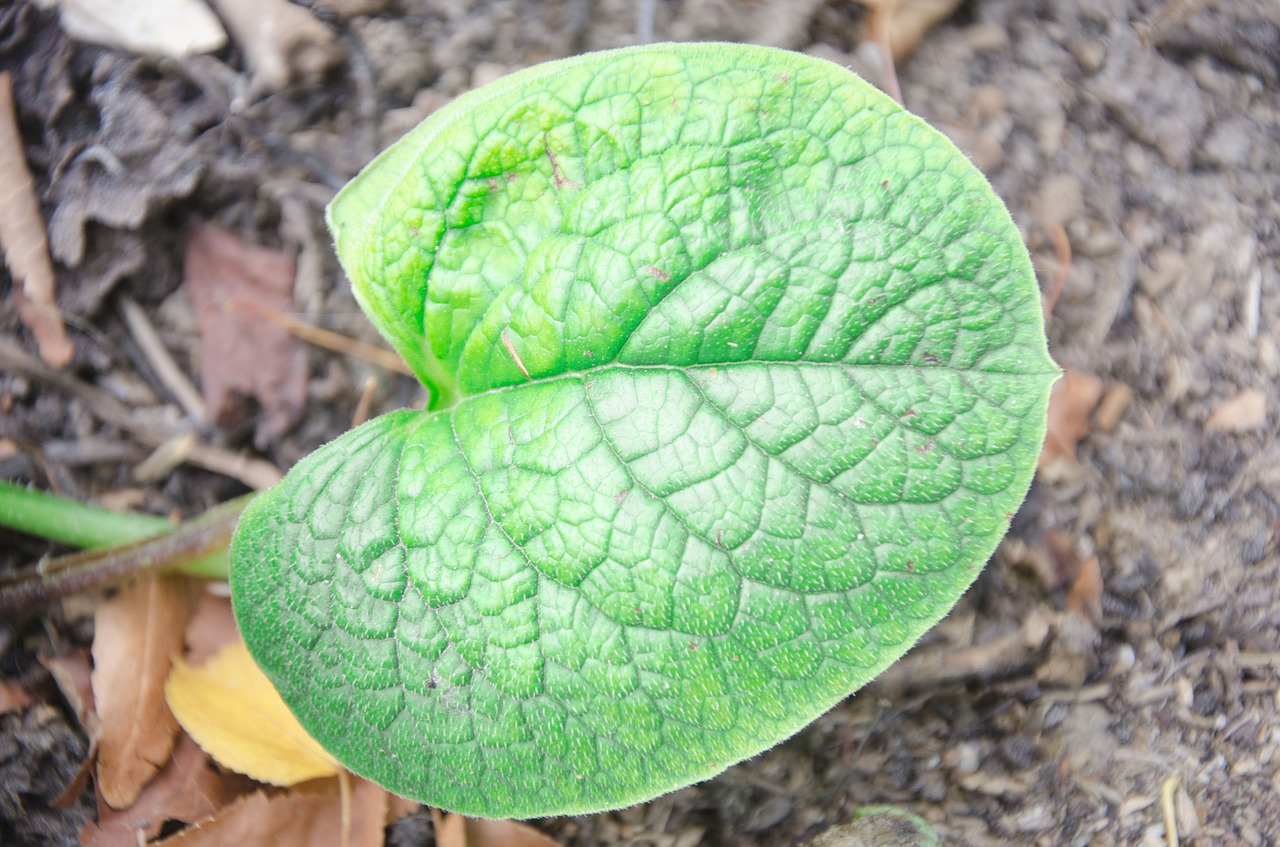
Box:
2 1 1278 845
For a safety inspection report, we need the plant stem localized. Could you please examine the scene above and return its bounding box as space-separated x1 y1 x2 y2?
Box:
0 479 172 548
0 482 249 615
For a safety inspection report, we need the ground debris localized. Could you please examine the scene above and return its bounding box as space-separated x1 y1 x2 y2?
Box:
0 70 73 367
184 218 307 449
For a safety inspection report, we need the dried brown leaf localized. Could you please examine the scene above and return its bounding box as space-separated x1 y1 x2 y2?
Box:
434 812 565 847
92 575 193 809
863 0 965 62
1039 369 1104 469
1205 388 1266 433
0 71 73 368
385 794 421 825
41 648 98 735
185 218 307 448
0 679 34 715
79 732 245 847
154 776 387 847
183 589 239 666
465 819 565 847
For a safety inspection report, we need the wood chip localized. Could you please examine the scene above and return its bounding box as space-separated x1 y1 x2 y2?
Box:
33 0 227 58
1205 388 1266 433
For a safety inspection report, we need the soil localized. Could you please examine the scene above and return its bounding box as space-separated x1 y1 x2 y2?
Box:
2 1 1278 845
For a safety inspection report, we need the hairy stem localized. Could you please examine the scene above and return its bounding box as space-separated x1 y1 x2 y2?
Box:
0 484 249 615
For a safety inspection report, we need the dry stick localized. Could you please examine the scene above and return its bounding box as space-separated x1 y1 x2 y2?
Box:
350 375 378 429
119 296 209 424
337 768 353 847
223 298 414 376
0 335 280 490
1160 774 1181 847
0 496 247 616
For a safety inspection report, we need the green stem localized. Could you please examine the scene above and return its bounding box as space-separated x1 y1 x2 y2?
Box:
0 479 173 548
0 481 249 615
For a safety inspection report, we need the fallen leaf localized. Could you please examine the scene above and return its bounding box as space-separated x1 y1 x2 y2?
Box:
40 649 97 734
207 0 339 95
386 794 421 825
862 0 964 62
434 812 564 847
92 575 193 809
33 0 227 59
40 649 102 807
1039 368 1103 469
1205 388 1267 433
465 819 565 847
165 639 339 786
0 71 73 368
0 679 33 715
79 732 244 847
183 589 239 666
153 777 387 847
185 218 308 448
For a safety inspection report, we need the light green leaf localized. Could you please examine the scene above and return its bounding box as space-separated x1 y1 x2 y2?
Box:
232 42 1056 819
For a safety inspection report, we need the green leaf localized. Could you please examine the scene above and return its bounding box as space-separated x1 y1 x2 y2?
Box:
232 42 1057 819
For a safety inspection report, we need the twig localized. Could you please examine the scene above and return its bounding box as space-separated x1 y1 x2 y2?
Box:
338 768 353 847
0 333 169 437
350 375 377 429
119 296 208 424
0 335 281 489
1244 267 1261 341
636 0 657 43
872 614 1049 694
1160 774 1181 847
133 433 197 483
184 441 280 490
224 298 413 376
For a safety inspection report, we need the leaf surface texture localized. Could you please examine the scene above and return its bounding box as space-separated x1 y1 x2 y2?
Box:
232 43 1056 818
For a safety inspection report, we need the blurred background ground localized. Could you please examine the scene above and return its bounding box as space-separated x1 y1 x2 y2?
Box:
1 1 1278 845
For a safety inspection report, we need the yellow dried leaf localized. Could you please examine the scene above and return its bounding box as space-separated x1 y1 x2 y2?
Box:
165 639 338 786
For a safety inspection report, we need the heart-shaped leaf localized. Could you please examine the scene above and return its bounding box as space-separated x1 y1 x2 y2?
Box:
231 42 1056 819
